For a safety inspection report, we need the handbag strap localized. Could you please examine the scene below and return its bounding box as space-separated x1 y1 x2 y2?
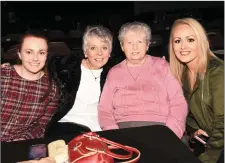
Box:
102 137 141 163
119 146 140 163
83 134 141 163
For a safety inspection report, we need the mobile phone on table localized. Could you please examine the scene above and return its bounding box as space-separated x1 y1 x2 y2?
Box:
194 135 209 145
28 144 47 160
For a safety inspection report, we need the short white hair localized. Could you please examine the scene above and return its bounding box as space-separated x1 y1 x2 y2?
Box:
118 21 152 45
82 25 113 53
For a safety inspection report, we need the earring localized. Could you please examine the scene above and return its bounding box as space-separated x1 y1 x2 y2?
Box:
17 52 21 59
84 52 87 58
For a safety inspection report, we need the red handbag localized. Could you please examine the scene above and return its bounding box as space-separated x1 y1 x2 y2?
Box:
68 132 140 163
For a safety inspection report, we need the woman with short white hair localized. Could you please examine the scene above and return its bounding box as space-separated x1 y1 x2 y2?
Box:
46 25 122 136
98 21 188 139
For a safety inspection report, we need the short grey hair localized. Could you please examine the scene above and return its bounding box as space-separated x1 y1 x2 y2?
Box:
118 21 152 45
82 25 113 53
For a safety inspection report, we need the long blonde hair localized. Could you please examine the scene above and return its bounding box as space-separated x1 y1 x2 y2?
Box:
169 18 217 83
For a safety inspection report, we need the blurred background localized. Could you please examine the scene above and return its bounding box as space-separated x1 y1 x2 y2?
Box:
1 1 224 64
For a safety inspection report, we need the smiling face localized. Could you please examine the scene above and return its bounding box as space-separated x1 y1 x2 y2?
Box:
85 36 111 69
121 30 149 66
172 24 199 66
18 36 48 75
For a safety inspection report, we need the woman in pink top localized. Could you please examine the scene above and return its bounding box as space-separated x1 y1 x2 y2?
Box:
98 21 188 139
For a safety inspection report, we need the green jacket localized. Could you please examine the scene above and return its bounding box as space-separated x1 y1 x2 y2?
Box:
183 57 224 163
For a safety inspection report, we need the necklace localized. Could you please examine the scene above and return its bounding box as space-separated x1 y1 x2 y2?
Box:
126 57 146 82
86 60 101 81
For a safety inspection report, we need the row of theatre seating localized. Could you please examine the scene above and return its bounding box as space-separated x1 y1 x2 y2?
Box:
2 29 83 42
1 31 166 57
1 28 224 64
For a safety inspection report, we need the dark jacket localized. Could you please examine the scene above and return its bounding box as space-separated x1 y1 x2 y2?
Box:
47 53 123 127
183 57 224 163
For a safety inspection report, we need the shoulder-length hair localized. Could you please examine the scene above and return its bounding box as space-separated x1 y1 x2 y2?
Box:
169 18 217 83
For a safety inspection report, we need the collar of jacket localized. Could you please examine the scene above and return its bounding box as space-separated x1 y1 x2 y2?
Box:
63 57 115 92
182 66 200 99
182 56 223 99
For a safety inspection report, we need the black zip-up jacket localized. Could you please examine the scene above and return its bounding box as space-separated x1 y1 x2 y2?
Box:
46 53 123 130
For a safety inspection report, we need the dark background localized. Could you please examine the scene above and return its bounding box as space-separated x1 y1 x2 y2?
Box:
1 1 224 62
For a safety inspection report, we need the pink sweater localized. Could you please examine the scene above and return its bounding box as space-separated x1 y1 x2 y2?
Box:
98 55 188 138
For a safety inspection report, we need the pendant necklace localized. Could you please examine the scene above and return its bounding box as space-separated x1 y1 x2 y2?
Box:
126 57 146 82
86 60 100 81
